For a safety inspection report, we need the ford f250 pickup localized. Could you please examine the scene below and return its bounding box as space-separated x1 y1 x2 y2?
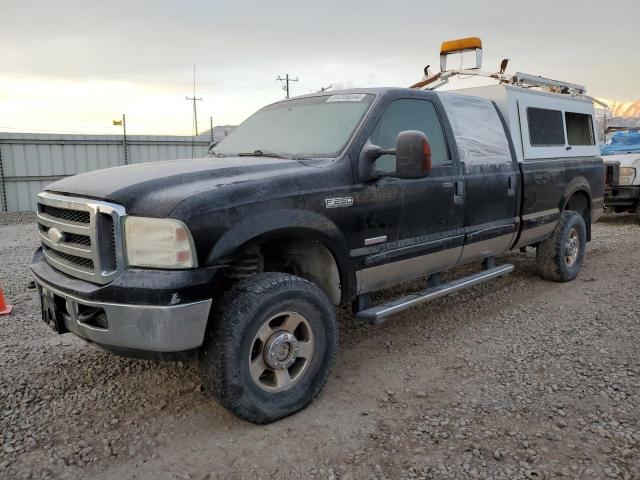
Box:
31 40 604 423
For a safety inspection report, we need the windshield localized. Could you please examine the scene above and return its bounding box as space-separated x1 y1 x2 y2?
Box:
214 93 375 158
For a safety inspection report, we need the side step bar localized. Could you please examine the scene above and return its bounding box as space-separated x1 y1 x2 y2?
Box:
355 264 514 325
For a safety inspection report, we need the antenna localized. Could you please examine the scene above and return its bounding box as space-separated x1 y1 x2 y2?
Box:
186 65 202 158
276 74 299 98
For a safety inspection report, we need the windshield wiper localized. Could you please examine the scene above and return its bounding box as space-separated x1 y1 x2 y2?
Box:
236 150 286 158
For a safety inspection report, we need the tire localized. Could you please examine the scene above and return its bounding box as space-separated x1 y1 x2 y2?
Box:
536 210 587 282
635 203 640 223
198 272 338 424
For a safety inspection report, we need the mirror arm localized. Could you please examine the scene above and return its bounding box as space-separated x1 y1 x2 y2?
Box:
368 148 396 180
359 140 396 182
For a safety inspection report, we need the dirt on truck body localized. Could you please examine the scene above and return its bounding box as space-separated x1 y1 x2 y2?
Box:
30 38 604 424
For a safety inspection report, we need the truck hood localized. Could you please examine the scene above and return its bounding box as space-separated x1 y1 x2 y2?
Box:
603 153 640 168
46 156 310 216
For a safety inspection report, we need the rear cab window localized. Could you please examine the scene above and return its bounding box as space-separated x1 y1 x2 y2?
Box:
439 93 513 166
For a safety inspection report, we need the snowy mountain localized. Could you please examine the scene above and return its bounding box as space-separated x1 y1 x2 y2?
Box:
599 99 640 119
595 99 640 140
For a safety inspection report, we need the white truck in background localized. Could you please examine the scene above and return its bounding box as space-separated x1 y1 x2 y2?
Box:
602 129 640 220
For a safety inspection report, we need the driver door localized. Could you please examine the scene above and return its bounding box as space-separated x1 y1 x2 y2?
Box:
355 97 465 294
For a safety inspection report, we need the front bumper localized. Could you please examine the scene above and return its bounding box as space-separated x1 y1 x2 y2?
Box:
31 248 217 359
604 185 639 208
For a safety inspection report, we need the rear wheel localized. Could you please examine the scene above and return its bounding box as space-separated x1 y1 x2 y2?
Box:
199 272 338 424
536 210 586 282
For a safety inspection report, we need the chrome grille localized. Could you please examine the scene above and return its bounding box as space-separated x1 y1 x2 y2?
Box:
37 192 127 284
40 204 90 224
47 250 95 270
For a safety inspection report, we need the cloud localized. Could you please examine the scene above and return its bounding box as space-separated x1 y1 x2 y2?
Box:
0 0 638 134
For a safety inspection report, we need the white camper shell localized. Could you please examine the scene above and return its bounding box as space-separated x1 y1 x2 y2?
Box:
450 85 600 163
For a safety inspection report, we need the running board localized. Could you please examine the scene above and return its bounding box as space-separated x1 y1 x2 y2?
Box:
355 264 514 325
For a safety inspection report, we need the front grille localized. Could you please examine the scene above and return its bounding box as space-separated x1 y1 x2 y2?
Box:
37 192 125 284
66 232 92 247
605 163 620 186
46 249 95 270
40 204 90 224
41 225 91 247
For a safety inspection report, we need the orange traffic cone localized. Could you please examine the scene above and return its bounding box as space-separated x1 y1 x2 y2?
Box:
0 286 13 315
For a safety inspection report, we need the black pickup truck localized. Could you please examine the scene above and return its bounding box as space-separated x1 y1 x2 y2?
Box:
31 85 603 423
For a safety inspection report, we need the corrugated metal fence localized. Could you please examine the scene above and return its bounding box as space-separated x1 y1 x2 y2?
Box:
0 133 210 212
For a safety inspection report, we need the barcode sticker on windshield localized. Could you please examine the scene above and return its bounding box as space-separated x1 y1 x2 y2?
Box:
326 94 366 103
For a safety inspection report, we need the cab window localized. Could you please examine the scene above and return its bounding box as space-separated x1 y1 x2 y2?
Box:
370 99 449 173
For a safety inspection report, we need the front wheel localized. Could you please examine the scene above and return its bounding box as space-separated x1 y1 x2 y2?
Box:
536 210 587 282
199 272 338 424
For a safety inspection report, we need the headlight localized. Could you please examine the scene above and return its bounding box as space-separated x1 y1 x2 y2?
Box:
619 167 637 186
124 217 197 268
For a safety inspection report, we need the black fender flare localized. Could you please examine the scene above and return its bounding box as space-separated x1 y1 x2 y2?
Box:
560 176 592 212
560 177 593 240
205 208 355 303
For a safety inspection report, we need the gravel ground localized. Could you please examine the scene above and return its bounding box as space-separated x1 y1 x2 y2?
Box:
0 214 638 480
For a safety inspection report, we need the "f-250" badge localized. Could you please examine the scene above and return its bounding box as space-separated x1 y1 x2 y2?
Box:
325 197 354 209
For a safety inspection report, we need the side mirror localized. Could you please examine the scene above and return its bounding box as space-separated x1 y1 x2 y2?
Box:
358 130 432 182
395 130 432 179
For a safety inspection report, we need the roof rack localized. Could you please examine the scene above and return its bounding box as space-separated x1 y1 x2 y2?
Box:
410 37 591 99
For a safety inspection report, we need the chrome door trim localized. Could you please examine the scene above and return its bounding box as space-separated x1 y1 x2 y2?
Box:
356 246 463 294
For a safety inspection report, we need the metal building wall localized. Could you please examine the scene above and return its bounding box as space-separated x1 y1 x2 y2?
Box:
0 133 210 212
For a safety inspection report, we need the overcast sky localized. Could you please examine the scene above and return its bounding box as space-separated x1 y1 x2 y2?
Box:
1 0 638 135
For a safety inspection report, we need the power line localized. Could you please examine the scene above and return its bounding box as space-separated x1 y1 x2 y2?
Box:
276 74 299 99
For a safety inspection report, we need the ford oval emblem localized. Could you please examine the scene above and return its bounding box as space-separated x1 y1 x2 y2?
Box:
47 227 65 244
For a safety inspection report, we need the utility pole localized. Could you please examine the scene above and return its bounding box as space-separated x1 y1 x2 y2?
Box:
276 74 299 99
122 114 128 165
186 65 202 158
112 114 128 165
0 145 6 212
210 116 214 144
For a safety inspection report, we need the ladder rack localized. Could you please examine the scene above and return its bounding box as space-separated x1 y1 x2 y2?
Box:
510 72 585 95
411 37 589 98
412 68 587 97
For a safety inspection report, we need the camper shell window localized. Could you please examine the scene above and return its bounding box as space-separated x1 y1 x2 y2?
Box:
565 112 594 146
527 108 565 146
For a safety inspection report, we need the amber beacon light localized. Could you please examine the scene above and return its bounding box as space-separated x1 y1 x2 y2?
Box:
440 36 483 72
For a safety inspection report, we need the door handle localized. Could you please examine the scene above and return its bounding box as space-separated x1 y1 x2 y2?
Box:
453 181 464 205
507 175 516 196
442 181 463 204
